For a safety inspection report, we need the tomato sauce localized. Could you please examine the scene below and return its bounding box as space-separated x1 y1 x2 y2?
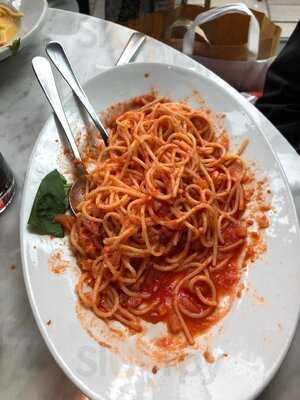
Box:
120 254 240 338
58 214 244 340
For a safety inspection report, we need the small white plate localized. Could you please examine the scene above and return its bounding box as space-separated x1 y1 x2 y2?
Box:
20 63 300 400
0 0 48 62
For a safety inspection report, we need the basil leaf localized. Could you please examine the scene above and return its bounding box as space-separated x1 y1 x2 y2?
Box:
9 38 20 56
28 169 70 238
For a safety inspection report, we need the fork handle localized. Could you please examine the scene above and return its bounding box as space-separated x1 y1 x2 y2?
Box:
46 32 146 146
46 41 109 146
32 56 84 171
115 32 146 66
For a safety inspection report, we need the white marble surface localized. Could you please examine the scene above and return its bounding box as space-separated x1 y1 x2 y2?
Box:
1 8 300 400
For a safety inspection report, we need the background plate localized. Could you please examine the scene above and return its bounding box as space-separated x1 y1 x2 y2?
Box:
0 0 48 62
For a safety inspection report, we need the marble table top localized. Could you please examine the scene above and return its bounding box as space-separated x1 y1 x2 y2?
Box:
1 7 300 400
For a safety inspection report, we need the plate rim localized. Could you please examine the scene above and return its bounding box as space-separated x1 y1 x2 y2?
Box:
20 61 300 400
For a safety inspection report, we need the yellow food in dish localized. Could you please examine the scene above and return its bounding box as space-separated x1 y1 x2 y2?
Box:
0 4 23 47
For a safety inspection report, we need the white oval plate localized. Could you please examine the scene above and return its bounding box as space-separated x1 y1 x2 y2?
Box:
0 0 48 62
20 63 300 400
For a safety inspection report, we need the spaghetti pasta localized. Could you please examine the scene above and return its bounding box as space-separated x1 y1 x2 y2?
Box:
56 95 256 345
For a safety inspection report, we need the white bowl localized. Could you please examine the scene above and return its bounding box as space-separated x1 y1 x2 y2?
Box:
20 62 300 400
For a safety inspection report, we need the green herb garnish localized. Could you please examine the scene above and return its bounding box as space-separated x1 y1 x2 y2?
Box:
28 169 70 238
9 38 20 56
